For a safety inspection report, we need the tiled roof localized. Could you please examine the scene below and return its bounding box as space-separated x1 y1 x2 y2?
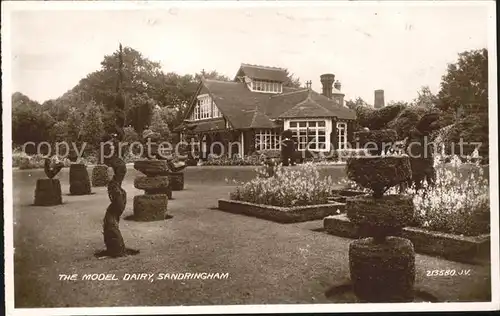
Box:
278 90 335 118
236 63 288 82
181 78 356 131
192 119 226 133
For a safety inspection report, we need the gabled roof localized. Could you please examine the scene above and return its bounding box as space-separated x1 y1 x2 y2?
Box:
235 63 288 82
278 90 335 118
180 77 356 131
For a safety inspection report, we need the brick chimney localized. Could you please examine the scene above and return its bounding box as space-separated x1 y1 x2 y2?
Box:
334 80 341 91
374 89 385 108
320 74 335 99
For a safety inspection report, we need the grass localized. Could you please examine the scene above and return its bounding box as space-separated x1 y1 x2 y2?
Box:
11 167 492 307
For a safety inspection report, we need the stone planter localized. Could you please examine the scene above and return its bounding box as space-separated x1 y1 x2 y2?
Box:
69 163 92 195
218 199 345 223
323 214 490 264
34 179 62 206
133 160 170 221
92 165 110 187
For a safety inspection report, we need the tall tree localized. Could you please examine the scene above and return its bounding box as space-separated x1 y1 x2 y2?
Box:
437 48 488 116
283 69 301 88
413 86 437 109
80 100 105 151
346 97 369 110
12 92 54 148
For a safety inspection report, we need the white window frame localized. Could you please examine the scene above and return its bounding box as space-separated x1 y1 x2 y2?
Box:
254 130 282 151
190 94 222 121
285 119 331 152
337 122 348 150
251 80 282 94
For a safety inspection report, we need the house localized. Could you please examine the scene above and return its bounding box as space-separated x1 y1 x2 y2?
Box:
175 63 357 159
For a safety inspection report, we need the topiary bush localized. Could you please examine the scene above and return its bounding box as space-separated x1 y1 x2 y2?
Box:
346 156 411 197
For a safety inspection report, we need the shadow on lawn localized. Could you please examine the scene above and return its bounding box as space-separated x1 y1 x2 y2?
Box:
123 214 174 221
324 282 440 303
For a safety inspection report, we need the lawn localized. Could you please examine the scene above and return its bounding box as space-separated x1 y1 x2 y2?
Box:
11 166 491 308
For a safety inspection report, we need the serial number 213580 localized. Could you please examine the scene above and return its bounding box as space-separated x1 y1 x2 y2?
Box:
426 269 471 277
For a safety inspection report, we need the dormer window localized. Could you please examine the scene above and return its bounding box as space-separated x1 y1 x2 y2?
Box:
251 80 282 93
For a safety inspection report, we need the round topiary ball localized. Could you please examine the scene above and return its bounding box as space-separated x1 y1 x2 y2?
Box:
349 237 416 302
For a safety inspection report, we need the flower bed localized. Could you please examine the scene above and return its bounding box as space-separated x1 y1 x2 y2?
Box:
229 163 336 207
219 163 343 222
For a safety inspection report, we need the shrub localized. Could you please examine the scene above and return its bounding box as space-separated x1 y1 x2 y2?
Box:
229 163 336 207
338 153 490 236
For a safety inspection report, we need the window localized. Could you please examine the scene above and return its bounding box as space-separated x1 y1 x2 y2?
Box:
251 80 282 93
337 122 348 150
255 130 281 151
288 120 327 151
189 94 222 120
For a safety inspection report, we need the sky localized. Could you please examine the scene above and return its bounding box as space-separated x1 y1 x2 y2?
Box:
6 1 493 105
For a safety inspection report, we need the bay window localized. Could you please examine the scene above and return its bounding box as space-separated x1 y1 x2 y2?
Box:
288 120 328 151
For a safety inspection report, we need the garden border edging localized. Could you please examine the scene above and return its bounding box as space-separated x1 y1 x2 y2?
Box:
218 199 345 223
323 214 490 264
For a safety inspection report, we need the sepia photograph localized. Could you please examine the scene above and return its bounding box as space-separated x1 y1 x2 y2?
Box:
2 1 499 315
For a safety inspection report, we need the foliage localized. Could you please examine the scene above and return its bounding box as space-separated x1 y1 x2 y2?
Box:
345 97 370 110
338 153 490 236
387 106 430 139
413 86 438 109
203 155 262 166
149 106 171 141
443 113 489 164
49 121 70 143
66 108 84 143
355 103 406 130
230 163 336 207
127 93 155 135
79 100 104 151
436 48 488 116
283 69 302 88
12 92 55 150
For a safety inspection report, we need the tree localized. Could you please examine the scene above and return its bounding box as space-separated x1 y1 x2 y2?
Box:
346 97 369 110
437 48 488 116
49 121 70 143
284 69 301 88
413 86 437 109
12 92 54 149
149 106 171 141
80 101 105 151
72 46 167 111
436 48 489 163
127 93 155 136
66 108 83 143
195 69 230 82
